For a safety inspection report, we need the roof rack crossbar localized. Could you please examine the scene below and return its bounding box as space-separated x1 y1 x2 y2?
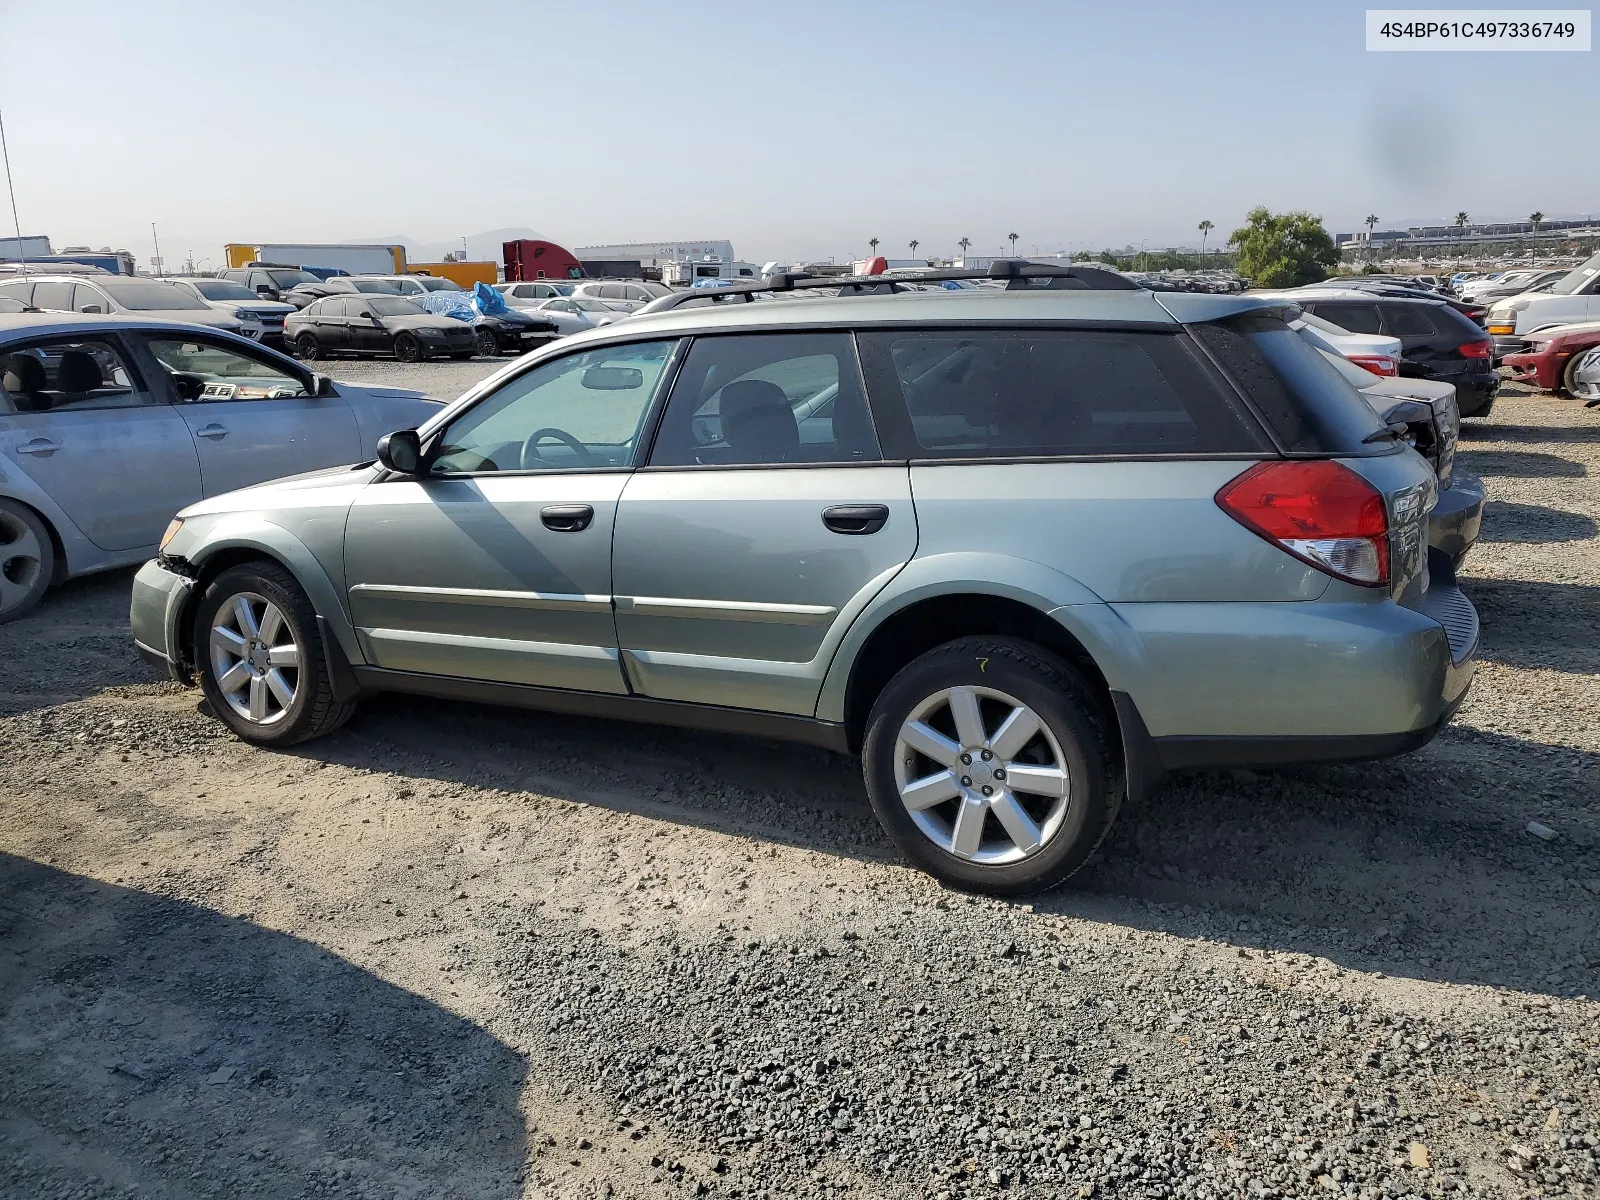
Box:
646 259 1139 311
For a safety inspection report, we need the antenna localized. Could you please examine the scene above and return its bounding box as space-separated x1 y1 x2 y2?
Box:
0 103 27 269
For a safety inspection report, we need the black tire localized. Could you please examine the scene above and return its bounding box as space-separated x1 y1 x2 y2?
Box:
193 561 356 747
394 333 423 363
294 332 321 361
0 499 53 624
861 636 1120 896
475 328 500 358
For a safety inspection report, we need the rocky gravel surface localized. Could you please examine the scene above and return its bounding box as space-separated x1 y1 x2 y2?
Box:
1 376 1596 1199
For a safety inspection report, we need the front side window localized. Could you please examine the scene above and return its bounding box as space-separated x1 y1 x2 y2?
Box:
30 281 74 311
0 337 146 412
99 281 211 311
365 297 425 317
71 284 109 313
648 332 879 467
859 328 1262 458
430 340 678 474
351 280 400 294
144 337 310 401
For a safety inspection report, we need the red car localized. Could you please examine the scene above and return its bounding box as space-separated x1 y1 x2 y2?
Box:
1503 321 1600 394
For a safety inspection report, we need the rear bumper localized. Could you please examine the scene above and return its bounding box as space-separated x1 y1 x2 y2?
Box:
129 558 195 684
1429 471 1485 566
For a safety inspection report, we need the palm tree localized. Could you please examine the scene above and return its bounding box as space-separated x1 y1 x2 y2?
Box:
908 239 920 261
868 237 879 258
1530 211 1545 235
958 236 971 261
1454 211 1469 228
1008 232 1019 257
1198 220 1214 259
1365 214 1380 237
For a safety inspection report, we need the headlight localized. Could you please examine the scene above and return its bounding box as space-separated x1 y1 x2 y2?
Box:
419 327 443 336
159 519 183 554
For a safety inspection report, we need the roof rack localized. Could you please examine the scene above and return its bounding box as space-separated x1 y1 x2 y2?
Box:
645 258 1139 313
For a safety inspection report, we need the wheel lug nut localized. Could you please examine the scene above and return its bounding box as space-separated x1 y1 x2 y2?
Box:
980 749 992 761
960 753 972 765
994 769 1006 780
981 785 994 797
960 776 972 787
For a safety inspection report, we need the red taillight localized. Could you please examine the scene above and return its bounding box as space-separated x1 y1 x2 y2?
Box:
1349 354 1398 377
1216 460 1390 586
1458 340 1492 359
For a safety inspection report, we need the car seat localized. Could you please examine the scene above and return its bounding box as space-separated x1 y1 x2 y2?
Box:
1 354 50 411
54 350 104 402
719 379 799 464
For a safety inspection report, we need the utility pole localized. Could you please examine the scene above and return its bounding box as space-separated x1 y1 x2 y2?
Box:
0 103 27 269
151 222 163 276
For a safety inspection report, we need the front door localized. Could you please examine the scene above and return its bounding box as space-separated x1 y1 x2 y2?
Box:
346 299 392 355
0 332 202 551
137 334 360 495
612 331 917 716
343 338 680 692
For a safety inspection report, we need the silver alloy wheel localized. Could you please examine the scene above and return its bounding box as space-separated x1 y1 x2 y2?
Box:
209 591 300 726
893 685 1071 866
0 507 45 618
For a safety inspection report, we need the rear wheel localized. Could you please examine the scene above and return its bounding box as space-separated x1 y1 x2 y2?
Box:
293 332 321 361
861 636 1120 895
194 562 356 746
0 500 52 624
476 328 500 358
394 333 423 363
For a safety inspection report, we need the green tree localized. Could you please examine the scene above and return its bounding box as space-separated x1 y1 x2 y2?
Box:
958 236 971 259
1198 219 1214 257
1454 211 1469 228
1530 211 1544 234
868 237 879 257
909 239 919 260
1008 232 1020 256
1227 206 1339 287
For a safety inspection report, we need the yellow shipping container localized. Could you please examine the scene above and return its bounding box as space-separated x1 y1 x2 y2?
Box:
408 261 499 289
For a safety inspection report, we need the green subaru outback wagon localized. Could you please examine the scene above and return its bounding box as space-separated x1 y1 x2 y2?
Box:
131 264 1477 894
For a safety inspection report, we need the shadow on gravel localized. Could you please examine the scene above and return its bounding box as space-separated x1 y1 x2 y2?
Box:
0 853 527 1199
1042 727 1600 1000
0 568 160 718
1477 500 1599 543
1461 421 1600 444
1461 448 1587 478
1467 577 1600 672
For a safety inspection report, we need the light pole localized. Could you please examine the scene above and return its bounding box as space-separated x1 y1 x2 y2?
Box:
151 222 164 277
0 102 27 268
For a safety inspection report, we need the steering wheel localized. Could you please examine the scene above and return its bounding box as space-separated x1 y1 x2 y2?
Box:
170 371 206 401
520 427 597 470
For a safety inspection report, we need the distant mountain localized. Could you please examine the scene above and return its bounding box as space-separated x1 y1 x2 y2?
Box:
342 227 551 265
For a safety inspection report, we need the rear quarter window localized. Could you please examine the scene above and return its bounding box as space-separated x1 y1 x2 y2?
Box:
1190 316 1392 455
858 328 1266 458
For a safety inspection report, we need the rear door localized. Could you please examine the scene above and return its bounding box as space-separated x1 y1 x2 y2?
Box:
0 332 202 550
1376 302 1446 376
135 333 361 494
316 297 353 352
611 331 916 715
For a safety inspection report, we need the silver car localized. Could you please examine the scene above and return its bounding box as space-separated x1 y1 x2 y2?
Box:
0 313 443 622
0 274 249 337
129 268 1478 894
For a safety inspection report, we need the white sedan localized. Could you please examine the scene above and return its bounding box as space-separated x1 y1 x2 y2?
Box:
519 298 627 336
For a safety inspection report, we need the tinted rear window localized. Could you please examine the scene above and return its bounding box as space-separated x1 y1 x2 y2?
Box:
858 328 1265 458
1381 304 1441 337
1190 316 1391 454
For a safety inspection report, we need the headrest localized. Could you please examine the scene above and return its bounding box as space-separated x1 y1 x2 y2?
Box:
56 350 103 394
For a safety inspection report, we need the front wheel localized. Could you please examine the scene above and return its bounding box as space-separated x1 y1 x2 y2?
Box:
861 636 1120 895
293 332 321 361
394 333 423 363
194 561 356 746
475 328 500 358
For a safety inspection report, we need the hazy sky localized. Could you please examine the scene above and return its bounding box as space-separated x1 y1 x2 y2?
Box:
1 0 1595 266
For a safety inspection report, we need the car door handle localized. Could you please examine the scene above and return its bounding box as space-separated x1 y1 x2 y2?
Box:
15 438 59 457
822 504 889 535
195 423 229 440
540 503 594 532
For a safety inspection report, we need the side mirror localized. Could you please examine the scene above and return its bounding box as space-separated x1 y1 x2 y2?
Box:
255 285 273 296
357 310 374 320
376 429 422 475
80 304 103 314
312 373 337 397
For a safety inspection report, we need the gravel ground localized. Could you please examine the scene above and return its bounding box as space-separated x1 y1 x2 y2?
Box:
1 374 1596 1200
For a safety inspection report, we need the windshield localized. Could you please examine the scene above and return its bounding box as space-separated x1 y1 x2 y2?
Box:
1549 252 1600 296
351 280 401 294
101 281 212 311
267 269 320 288
418 277 462 291
572 299 609 312
367 296 425 316
194 280 258 301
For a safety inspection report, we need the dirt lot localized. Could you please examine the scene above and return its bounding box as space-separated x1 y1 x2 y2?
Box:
1 371 1597 1200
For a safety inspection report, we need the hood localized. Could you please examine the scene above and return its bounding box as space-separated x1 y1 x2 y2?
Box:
1525 319 1600 344
230 300 296 316
178 461 380 518
157 308 242 329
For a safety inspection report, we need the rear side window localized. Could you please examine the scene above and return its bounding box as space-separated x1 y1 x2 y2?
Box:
1191 316 1391 454
1310 303 1383 334
31 281 74 311
858 328 1265 458
1381 304 1440 337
